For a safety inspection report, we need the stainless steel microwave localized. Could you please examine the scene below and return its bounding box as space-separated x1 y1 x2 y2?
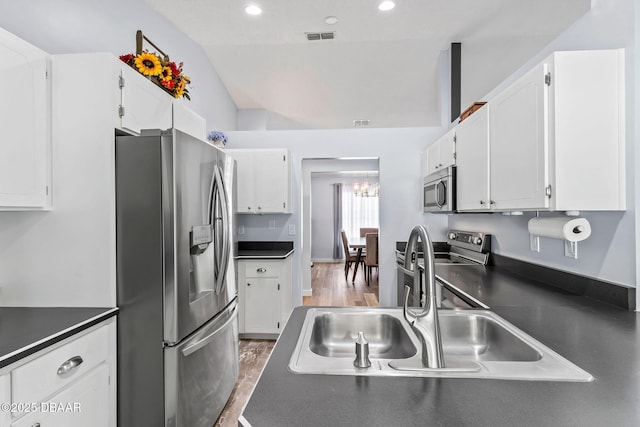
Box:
423 166 456 213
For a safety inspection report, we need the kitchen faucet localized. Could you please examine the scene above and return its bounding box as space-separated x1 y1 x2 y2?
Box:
398 225 444 368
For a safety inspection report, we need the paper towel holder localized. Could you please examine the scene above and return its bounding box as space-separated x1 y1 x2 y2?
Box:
564 220 585 259
528 213 591 259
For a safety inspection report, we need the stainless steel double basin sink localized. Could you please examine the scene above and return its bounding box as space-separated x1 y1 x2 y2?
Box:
289 307 593 382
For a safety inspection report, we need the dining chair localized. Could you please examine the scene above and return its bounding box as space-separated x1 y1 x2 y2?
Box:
359 227 379 237
365 233 379 286
340 230 363 283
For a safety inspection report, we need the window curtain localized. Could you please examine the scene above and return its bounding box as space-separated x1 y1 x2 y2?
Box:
341 183 379 239
332 183 343 259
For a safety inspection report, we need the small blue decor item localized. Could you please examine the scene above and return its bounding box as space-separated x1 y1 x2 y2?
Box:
207 130 227 147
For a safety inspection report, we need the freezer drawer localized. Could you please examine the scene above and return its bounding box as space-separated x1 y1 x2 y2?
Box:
164 301 239 427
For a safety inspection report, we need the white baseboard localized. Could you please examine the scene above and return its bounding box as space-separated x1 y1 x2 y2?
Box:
302 289 313 297
311 258 342 263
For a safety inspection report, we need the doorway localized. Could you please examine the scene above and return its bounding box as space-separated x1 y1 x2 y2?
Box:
301 158 380 307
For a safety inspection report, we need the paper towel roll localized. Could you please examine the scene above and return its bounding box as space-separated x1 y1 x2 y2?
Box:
527 217 591 242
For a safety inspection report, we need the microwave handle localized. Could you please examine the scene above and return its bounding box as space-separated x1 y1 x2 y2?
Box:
435 180 446 208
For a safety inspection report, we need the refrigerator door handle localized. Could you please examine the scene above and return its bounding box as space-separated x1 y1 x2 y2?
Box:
181 305 237 357
213 165 231 294
206 164 217 227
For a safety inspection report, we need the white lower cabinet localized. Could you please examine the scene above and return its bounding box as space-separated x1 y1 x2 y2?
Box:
0 319 116 427
11 364 109 427
238 257 293 336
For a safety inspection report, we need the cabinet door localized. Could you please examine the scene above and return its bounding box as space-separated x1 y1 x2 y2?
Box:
12 364 110 427
424 130 455 177
119 65 172 135
490 62 550 210
426 143 441 175
244 278 281 334
0 28 50 209
228 150 256 213
254 150 288 213
439 130 456 169
420 149 429 179
455 105 490 211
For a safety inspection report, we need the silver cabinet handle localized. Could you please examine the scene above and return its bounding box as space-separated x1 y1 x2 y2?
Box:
257 268 267 273
479 200 485 205
57 355 83 376
32 423 41 427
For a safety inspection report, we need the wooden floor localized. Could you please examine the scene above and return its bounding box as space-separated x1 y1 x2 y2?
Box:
214 339 275 427
214 261 378 426
303 261 379 307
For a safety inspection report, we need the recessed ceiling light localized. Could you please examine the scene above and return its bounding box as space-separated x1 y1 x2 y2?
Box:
245 5 262 15
325 16 339 25
378 1 395 11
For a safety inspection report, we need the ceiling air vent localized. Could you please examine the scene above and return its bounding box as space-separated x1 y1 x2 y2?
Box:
306 32 335 41
353 120 370 127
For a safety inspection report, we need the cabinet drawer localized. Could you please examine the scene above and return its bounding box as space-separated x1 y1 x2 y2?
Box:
11 363 110 427
243 261 281 278
11 325 109 406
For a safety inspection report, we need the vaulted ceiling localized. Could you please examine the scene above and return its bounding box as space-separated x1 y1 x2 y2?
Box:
145 0 590 129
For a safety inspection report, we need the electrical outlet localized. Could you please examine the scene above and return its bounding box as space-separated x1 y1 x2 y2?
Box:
268 220 276 230
238 225 245 235
288 224 296 235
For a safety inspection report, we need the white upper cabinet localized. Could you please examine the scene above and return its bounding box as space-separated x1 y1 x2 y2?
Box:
490 62 549 211
0 28 51 210
456 49 625 212
456 104 490 211
118 62 173 135
226 148 291 214
172 102 206 140
422 129 455 178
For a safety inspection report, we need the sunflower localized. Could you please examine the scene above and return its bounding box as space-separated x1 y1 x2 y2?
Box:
174 79 187 98
160 66 173 82
134 52 162 76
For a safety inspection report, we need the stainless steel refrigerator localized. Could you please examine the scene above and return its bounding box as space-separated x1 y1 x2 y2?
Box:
115 129 238 427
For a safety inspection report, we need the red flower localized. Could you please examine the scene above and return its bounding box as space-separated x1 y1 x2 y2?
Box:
161 79 175 90
119 54 135 63
169 61 180 76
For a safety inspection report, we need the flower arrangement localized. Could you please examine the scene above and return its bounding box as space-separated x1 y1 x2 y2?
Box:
119 51 191 100
207 131 228 147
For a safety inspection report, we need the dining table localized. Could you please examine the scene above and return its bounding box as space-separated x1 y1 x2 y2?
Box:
348 236 367 282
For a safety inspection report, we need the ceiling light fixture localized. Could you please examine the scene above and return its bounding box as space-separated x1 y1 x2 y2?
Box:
245 5 262 15
354 173 379 198
325 16 339 25
378 1 395 11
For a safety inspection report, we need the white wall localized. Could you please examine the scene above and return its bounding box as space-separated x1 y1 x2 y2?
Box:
311 173 380 261
226 128 449 307
0 0 237 130
451 0 638 291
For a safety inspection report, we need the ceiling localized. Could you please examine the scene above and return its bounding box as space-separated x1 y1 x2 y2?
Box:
145 0 590 129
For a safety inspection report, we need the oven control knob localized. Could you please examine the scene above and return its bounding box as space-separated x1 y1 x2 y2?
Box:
473 237 483 245
448 232 457 240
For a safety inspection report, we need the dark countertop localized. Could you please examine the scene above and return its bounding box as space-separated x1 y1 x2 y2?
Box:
0 307 118 368
241 264 640 427
236 241 294 259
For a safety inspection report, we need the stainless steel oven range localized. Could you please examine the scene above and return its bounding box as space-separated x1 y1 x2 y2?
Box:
396 229 491 308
